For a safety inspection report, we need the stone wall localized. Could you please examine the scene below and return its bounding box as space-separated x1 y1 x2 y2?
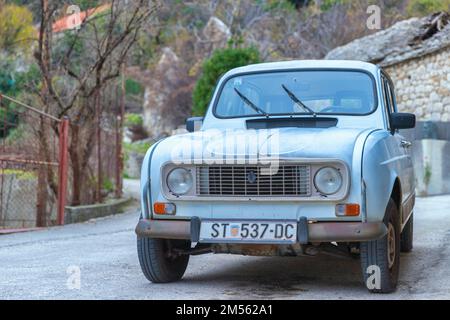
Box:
142 48 193 140
385 47 450 121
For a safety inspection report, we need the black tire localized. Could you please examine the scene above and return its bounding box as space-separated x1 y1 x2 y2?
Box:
400 213 413 252
137 237 190 283
360 198 400 293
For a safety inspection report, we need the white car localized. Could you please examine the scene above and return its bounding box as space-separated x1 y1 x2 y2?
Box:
136 60 416 293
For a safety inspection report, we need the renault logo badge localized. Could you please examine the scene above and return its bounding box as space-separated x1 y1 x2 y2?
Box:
247 170 257 184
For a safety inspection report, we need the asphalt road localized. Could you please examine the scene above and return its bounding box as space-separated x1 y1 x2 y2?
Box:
1 195 449 300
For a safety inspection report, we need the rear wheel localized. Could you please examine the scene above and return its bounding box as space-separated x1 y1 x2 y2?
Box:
400 213 413 252
360 199 400 293
137 237 190 283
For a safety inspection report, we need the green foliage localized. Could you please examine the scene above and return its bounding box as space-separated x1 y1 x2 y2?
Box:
15 63 41 86
59 32 85 60
0 58 17 95
0 107 18 139
192 46 260 116
261 0 297 11
1 169 36 180
123 141 152 155
0 59 41 109
123 171 131 179
72 0 101 11
0 58 40 139
102 177 114 193
319 0 349 11
0 57 40 139
0 4 34 53
124 113 144 127
4 125 25 143
423 162 432 186
407 0 450 17
125 78 144 96
0 70 16 94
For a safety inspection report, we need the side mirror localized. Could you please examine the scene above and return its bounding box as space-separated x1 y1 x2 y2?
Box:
391 113 416 130
186 117 204 132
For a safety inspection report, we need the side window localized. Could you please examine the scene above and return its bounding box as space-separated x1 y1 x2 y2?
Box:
387 81 398 113
381 76 392 130
383 77 394 114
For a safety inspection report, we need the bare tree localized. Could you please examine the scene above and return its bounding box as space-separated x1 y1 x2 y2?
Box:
35 0 156 205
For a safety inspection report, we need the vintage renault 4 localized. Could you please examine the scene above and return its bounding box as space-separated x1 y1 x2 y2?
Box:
136 60 416 293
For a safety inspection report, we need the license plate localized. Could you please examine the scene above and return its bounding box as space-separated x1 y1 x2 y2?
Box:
199 221 297 243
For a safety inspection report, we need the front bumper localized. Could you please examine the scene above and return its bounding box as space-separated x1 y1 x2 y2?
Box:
135 217 387 243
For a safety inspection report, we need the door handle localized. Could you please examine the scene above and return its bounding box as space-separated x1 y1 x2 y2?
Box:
401 140 412 148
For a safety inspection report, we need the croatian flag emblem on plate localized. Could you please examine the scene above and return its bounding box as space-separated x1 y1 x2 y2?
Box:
230 225 240 237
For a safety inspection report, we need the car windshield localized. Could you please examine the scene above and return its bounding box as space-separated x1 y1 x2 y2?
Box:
214 70 376 118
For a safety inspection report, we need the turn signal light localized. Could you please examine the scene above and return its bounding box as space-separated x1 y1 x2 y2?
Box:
336 203 360 217
154 202 176 215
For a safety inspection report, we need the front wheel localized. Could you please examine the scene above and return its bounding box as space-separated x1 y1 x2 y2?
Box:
137 237 190 283
360 199 400 293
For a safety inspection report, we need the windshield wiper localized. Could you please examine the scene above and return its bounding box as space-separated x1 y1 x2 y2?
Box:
281 84 316 117
234 88 268 117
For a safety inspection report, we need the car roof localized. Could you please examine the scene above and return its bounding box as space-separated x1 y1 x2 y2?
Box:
223 60 379 77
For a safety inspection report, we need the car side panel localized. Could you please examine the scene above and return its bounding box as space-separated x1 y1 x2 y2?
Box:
362 130 404 222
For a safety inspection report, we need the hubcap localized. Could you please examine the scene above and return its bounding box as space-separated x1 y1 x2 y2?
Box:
387 222 396 269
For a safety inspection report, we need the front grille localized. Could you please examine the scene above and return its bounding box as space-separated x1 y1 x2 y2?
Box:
196 164 311 197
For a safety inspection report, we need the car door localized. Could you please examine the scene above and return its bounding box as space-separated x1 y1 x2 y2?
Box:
382 74 415 223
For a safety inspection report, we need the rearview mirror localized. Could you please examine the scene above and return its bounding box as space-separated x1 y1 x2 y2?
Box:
391 113 415 130
186 117 204 132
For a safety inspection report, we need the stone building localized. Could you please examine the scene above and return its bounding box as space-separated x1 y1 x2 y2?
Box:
326 12 450 122
326 12 450 196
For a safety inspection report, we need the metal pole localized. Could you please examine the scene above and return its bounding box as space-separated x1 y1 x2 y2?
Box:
57 117 69 225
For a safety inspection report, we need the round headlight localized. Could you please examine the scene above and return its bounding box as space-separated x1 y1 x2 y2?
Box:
167 168 193 195
314 167 342 195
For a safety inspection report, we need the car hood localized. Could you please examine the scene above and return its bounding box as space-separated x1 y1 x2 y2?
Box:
158 127 373 165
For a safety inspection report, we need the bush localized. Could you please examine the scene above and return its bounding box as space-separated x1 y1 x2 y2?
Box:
0 4 34 53
0 107 19 139
264 0 298 11
319 0 348 11
4 125 25 143
123 141 152 156
102 177 114 194
0 60 18 95
125 78 144 96
407 0 450 17
2 169 36 180
0 59 41 99
192 45 260 116
124 113 144 127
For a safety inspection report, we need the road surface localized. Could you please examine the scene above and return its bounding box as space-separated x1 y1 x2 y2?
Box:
1 195 449 299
